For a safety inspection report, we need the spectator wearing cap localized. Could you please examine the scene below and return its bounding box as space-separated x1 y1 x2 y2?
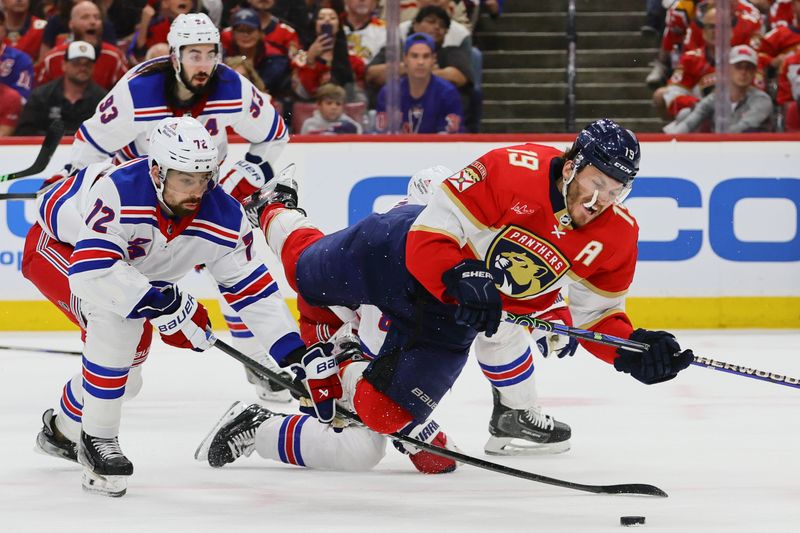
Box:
663 45 773 133
16 40 107 136
375 32 462 133
221 8 293 95
301 82 363 134
241 0 302 65
36 1 128 90
0 9 34 103
2 0 48 61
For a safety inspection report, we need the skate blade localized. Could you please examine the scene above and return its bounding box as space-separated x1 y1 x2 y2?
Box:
33 433 78 464
194 401 246 462
81 469 128 497
484 436 571 456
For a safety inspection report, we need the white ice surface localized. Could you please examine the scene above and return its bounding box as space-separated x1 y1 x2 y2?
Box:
0 330 798 533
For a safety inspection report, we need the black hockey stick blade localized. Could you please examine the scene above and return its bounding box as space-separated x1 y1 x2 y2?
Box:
0 345 82 356
213 339 668 498
0 120 65 182
0 192 38 201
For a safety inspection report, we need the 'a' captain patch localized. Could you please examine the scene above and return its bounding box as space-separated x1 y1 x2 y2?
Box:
486 226 570 298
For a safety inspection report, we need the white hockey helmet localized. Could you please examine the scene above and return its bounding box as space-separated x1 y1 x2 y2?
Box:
167 13 220 74
148 116 219 201
406 165 453 205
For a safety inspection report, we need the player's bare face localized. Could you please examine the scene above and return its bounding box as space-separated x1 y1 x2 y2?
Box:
564 163 625 227
161 169 212 216
180 44 218 91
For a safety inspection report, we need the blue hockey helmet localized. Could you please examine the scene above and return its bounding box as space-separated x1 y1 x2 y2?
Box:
572 119 640 187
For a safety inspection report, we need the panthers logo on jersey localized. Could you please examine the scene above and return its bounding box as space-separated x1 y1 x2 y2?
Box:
486 226 570 299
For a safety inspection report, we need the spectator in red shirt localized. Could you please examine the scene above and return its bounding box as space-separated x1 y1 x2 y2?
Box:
2 0 47 61
757 0 800 70
291 6 365 101
653 6 764 120
36 1 128 90
0 82 23 135
132 0 193 63
39 0 117 60
776 48 800 128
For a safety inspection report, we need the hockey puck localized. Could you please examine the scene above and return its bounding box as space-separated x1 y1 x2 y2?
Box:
620 516 646 527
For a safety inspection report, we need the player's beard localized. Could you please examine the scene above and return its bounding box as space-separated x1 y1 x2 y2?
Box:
179 68 214 97
172 197 202 217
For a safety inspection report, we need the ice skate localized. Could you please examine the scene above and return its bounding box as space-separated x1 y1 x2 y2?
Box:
244 360 293 403
78 431 133 497
195 401 278 467
242 163 302 226
484 388 571 456
34 408 78 463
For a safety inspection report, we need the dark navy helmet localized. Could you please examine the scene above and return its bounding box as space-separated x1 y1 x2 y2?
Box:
573 119 640 187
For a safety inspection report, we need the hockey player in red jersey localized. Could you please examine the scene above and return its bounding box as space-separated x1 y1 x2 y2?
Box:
194 119 695 474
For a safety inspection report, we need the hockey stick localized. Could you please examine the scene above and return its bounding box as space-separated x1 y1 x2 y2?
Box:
502 311 650 352
0 120 65 182
0 345 82 356
691 355 800 390
0 192 38 201
213 338 668 498
505 312 800 389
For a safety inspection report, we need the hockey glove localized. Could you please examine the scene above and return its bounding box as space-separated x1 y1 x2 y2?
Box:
294 342 343 424
221 153 274 205
442 259 502 337
614 329 694 385
535 306 578 358
133 285 215 352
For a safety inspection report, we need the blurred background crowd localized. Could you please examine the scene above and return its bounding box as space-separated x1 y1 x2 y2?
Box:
0 0 797 136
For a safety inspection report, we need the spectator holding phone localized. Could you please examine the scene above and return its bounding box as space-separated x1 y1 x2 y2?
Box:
291 6 366 101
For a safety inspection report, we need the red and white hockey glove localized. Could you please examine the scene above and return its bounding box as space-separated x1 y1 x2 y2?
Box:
535 305 578 358
392 419 459 474
133 285 215 352
220 154 274 205
296 342 343 424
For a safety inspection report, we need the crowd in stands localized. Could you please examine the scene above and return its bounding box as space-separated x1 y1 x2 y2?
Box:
0 0 504 136
644 0 800 132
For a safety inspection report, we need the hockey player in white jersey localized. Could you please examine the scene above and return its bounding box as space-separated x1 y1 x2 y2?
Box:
23 117 305 497
64 12 293 401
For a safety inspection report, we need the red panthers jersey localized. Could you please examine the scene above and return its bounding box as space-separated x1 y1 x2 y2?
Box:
758 24 800 65
406 144 639 362
769 0 794 29
683 1 761 52
662 0 699 53
777 49 800 103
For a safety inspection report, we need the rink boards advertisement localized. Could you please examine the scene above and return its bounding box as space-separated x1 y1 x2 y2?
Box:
0 135 798 330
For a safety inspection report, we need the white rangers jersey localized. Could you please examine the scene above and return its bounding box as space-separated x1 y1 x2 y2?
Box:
36 159 304 365
69 58 288 172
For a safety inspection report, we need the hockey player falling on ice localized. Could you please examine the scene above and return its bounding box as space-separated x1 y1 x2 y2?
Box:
195 119 695 474
63 12 295 401
24 116 304 497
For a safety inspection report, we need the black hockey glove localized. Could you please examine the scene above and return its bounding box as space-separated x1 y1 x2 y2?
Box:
442 259 502 337
614 329 694 385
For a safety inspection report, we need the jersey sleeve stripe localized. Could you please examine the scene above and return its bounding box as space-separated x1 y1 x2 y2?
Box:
73 238 125 257
566 270 629 298
77 125 115 157
39 173 83 241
